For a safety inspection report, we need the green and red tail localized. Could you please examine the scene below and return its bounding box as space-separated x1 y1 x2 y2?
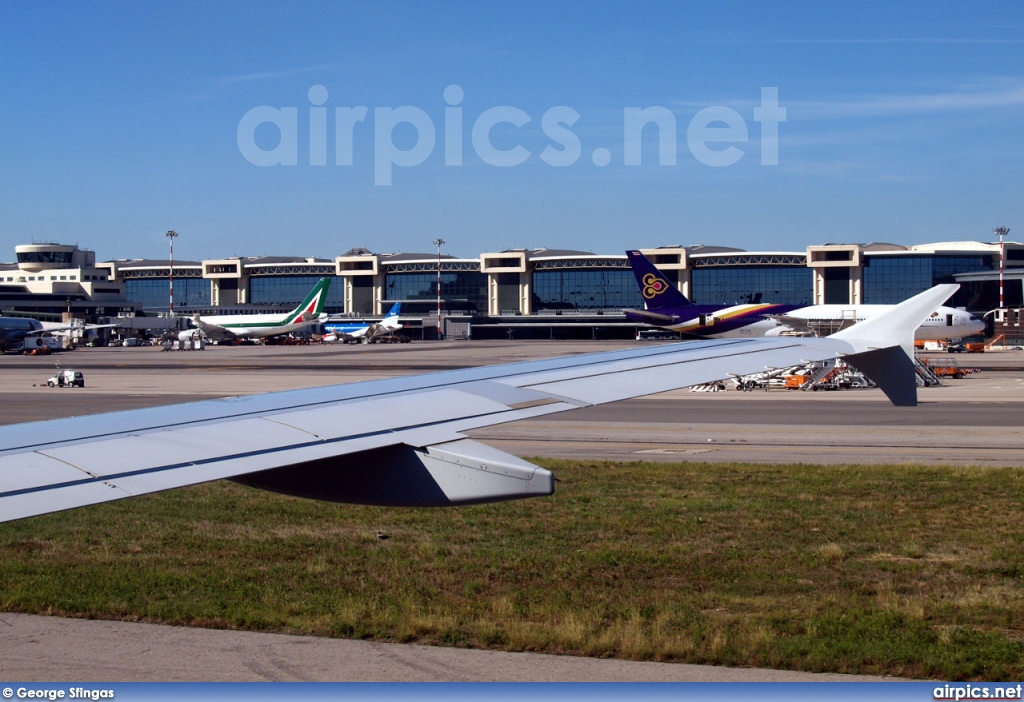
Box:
285 278 332 324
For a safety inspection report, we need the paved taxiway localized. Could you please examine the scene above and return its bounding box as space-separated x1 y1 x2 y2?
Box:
2 340 1021 681
3 341 1022 467
0 612 897 682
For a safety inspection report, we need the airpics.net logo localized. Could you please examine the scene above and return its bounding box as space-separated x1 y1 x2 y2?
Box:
236 85 786 185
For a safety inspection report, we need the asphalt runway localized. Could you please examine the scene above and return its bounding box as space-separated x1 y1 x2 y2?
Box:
1 340 1021 681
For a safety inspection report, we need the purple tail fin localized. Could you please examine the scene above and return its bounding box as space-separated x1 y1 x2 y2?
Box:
626 250 692 309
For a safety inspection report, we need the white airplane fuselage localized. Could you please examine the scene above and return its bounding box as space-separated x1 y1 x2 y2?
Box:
673 303 984 340
191 312 325 340
783 304 983 340
323 304 402 343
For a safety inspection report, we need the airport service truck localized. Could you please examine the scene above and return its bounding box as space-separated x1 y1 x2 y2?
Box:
46 370 85 388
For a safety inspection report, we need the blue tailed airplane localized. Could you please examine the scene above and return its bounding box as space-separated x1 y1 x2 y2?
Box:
323 303 403 343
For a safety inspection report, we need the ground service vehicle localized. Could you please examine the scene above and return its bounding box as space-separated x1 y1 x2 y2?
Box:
46 370 85 388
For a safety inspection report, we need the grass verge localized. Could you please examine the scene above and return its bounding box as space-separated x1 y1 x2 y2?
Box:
2 459 1023 680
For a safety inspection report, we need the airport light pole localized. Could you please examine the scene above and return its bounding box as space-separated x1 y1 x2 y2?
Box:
165 230 179 315
994 226 1010 310
433 238 445 340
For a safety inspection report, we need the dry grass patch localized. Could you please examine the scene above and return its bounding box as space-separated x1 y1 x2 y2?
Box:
815 542 846 562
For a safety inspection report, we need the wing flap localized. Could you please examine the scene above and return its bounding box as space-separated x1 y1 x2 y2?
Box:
237 439 553 507
765 314 814 333
420 439 554 504
192 317 236 341
624 309 679 325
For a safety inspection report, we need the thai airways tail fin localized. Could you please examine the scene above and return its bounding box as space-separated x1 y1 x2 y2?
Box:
626 250 692 309
285 278 332 324
832 284 959 407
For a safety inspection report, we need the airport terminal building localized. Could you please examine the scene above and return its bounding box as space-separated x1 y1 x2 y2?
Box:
3 239 1023 341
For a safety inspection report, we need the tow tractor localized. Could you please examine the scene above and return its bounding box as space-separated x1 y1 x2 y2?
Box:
46 369 85 388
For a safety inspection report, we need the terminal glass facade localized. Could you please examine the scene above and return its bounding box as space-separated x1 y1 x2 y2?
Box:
532 269 641 310
385 272 488 313
863 255 991 304
822 267 850 304
250 275 345 311
126 278 210 310
691 267 812 305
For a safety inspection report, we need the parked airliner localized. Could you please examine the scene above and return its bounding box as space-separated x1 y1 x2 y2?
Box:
0 317 116 352
323 303 403 343
625 250 984 340
187 278 331 341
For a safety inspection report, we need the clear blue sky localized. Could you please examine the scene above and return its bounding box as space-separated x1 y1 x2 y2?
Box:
1 1 1022 262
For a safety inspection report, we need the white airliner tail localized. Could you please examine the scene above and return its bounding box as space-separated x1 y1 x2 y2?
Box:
380 303 402 332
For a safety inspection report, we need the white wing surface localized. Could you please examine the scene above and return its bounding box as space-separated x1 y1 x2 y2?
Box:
191 316 237 341
0 285 958 524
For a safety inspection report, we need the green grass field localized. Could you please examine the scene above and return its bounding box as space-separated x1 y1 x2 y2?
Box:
2 460 1023 680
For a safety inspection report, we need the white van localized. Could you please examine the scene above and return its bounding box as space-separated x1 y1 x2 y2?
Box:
47 370 85 388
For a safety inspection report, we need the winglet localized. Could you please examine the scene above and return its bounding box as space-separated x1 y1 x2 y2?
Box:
625 250 692 309
831 284 959 406
832 284 959 358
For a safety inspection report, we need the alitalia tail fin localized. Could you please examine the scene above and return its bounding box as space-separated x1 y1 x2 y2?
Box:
626 250 692 309
285 278 332 324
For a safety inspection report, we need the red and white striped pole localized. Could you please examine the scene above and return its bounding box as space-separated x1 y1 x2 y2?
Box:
165 230 179 314
433 238 445 339
994 227 1009 310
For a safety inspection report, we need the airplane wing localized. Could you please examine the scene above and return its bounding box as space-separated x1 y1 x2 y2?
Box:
764 314 815 335
365 322 398 340
624 309 680 326
191 316 238 341
766 314 860 336
42 323 121 338
362 315 403 341
0 285 957 525
325 325 365 341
